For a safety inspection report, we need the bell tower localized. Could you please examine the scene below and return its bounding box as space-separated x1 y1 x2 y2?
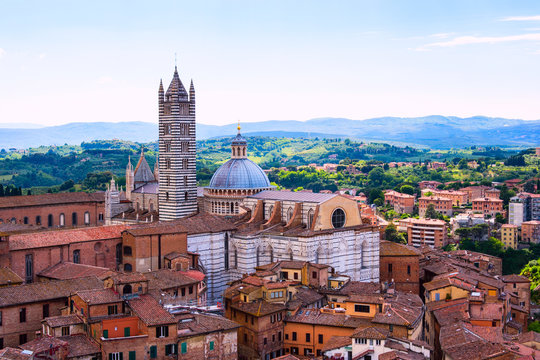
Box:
158 66 197 220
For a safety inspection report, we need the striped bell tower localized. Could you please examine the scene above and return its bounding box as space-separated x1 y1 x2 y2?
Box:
158 66 197 220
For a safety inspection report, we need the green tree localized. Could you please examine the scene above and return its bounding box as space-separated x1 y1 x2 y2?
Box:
424 204 439 219
400 185 415 195
367 167 385 187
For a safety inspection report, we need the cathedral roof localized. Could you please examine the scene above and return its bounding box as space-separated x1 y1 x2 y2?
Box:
231 132 247 146
134 150 155 183
165 66 188 99
208 158 272 190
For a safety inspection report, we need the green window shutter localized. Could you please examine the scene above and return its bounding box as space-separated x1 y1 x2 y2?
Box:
103 330 108 339
150 346 157 359
209 341 214 351
129 351 136 360
124 327 130 337
181 342 187 354
119 353 123 360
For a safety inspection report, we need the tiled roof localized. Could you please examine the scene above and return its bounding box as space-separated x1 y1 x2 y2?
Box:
0 267 23 285
380 240 421 257
321 335 352 352
0 277 103 307
144 269 199 291
294 287 324 306
176 312 239 338
59 335 101 358
433 302 470 326
38 262 111 280
9 225 129 250
0 192 104 209
183 270 205 282
231 300 286 317
109 272 148 284
125 212 236 236
249 190 337 203
286 309 372 328
518 331 540 344
501 274 530 283
373 293 424 327
44 314 84 328
323 281 380 296
0 223 45 235
76 288 122 305
0 348 33 360
351 326 389 339
346 294 384 304
19 336 68 353
128 294 176 326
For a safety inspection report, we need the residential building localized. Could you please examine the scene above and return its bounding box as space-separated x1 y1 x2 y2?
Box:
384 191 415 214
521 220 540 243
509 193 532 226
485 188 501 199
502 274 530 330
500 224 518 249
472 197 504 218
418 196 452 218
460 185 490 204
379 240 421 294
421 189 467 207
418 181 442 190
405 218 448 248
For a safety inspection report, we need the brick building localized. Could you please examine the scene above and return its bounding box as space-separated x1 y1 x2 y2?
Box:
420 189 467 207
405 218 448 248
472 197 504 218
0 192 105 228
379 240 421 295
0 225 128 283
521 220 540 243
418 196 452 218
384 190 415 214
460 185 491 204
418 181 442 190
0 276 102 348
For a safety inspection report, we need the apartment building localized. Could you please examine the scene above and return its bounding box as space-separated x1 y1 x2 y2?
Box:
418 196 453 218
384 190 415 214
501 224 519 249
472 197 504 218
406 218 448 248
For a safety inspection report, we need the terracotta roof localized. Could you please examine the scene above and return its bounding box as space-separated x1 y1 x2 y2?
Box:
0 348 33 360
125 212 236 236
9 225 128 250
517 331 540 344
128 294 176 326
346 293 384 304
321 335 352 352
231 300 286 317
0 267 23 285
501 274 530 283
380 240 421 257
59 334 101 358
19 335 68 353
0 277 103 307
372 293 424 327
76 288 122 305
176 312 239 338
294 287 325 306
286 309 372 328
444 339 510 360
144 269 199 291
0 223 45 235
38 262 112 280
183 270 205 282
109 272 148 284
423 277 476 292
323 281 380 296
432 302 470 326
351 326 389 339
44 314 84 328
0 192 104 209
249 190 337 203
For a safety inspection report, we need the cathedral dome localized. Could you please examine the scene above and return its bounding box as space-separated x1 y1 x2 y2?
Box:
208 158 272 189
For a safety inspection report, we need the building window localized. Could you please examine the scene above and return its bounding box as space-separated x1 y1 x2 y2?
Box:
23 216 28 224
312 271 317 279
150 346 157 359
84 211 90 225
181 342 187 354
72 212 77 226
156 326 169 338
25 254 33 283
47 214 53 227
109 353 123 360
331 208 346 228
354 304 370 313
306 333 311 342
108 305 118 315
19 308 26 323
99 213 104 221
43 304 49 318
124 263 132 272
124 327 130 337
62 326 70 336
165 344 177 356
59 213 65 227
318 334 323 343
128 351 136 360
189 285 193 294
407 265 411 275
292 332 297 341
388 263 393 273
123 246 132 256
73 250 80 264
35 215 41 225
224 233 229 270
19 334 27 345
183 159 188 169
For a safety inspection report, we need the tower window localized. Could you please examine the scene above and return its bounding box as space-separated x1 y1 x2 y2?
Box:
184 192 188 201
182 159 188 169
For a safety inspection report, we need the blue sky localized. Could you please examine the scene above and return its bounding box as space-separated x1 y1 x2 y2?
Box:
1 0 540 127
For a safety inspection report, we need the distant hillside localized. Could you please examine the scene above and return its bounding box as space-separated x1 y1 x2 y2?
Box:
0 116 539 149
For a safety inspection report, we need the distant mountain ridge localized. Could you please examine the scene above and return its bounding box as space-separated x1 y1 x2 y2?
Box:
0 116 538 149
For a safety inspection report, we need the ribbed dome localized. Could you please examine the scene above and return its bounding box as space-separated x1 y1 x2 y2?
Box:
208 158 272 189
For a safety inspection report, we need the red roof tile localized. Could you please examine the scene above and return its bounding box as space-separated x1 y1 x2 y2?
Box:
0 192 104 209
38 262 112 280
76 288 122 305
128 294 176 326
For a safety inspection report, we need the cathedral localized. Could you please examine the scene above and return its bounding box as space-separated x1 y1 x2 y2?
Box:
105 66 380 302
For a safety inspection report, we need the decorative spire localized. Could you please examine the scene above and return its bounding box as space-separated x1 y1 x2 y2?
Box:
189 79 195 103
237 120 241 134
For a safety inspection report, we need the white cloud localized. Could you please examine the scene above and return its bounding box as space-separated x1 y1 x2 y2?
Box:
420 33 540 49
501 15 540 22
0 48 5 59
429 33 454 39
96 76 113 84
38 53 46 60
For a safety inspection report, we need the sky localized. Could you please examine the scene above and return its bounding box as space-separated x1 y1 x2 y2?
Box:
1 0 540 127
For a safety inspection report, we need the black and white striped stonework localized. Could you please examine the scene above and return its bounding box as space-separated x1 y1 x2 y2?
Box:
158 67 198 220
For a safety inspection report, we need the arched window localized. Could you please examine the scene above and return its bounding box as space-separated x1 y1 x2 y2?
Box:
331 208 346 228
36 215 41 225
315 248 320 264
166 192 169 201
183 159 188 169
235 202 239 214
287 207 293 222
72 212 78 226
266 205 274 220
47 214 53 227
123 246 132 256
166 176 170 186
224 233 229 270
166 158 171 169
230 202 234 214
149 202 154 212
307 209 315 229
269 247 274 263
136 202 140 211
124 263 132 272
73 250 80 264
10 217 16 224
232 148 236 157
234 248 238 269
256 247 260 267
59 213 65 227
84 212 90 225
360 242 365 269
288 248 293 261
123 284 132 295
243 148 246 156
184 192 188 201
